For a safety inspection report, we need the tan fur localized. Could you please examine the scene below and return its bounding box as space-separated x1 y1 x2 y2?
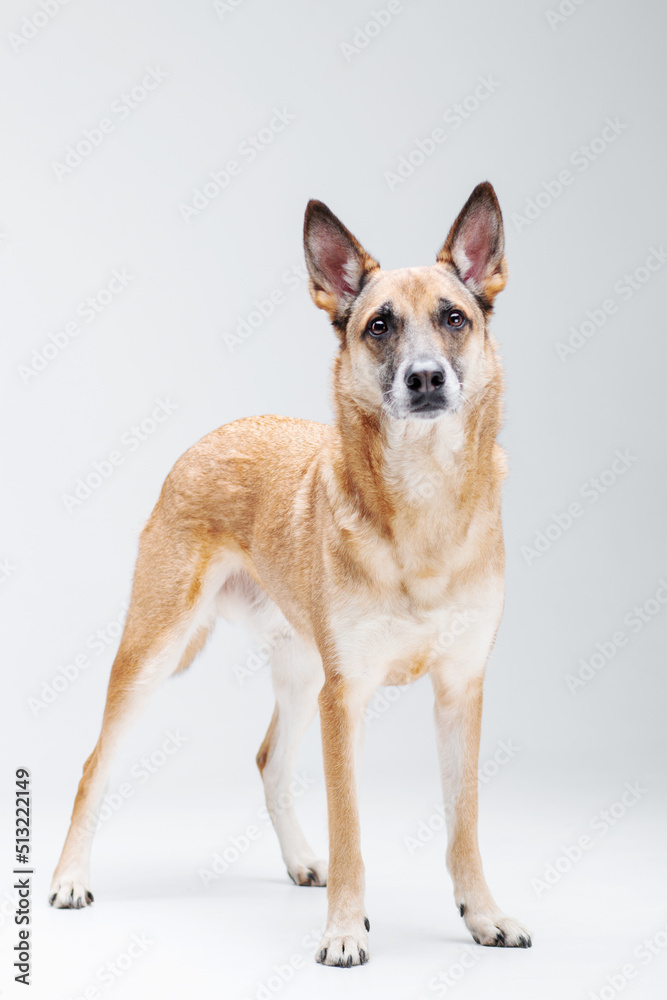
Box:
256 705 279 774
50 183 530 963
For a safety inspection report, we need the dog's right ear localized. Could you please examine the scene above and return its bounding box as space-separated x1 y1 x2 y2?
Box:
303 201 379 325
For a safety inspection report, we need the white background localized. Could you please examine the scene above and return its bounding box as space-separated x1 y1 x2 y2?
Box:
1 0 666 997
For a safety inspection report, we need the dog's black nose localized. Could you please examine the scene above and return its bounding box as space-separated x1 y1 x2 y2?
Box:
405 365 445 394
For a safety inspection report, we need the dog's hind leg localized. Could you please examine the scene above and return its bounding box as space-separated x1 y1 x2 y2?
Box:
256 634 327 886
49 517 227 909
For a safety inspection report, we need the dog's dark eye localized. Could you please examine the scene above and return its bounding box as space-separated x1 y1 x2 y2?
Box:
448 310 465 329
368 317 388 337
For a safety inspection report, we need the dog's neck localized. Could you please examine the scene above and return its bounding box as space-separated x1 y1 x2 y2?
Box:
330 381 503 540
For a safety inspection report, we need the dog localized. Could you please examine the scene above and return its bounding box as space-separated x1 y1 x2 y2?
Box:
50 181 531 965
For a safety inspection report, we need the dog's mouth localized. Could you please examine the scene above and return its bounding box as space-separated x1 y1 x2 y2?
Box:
384 395 450 420
405 394 448 418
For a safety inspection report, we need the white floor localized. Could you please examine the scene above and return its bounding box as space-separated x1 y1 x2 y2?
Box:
3 766 666 1000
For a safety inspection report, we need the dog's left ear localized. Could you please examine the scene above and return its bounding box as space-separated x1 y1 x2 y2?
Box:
304 200 379 324
437 182 507 307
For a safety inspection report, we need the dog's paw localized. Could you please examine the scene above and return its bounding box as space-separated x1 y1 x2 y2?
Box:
49 878 94 910
315 921 369 967
287 857 328 887
462 908 531 948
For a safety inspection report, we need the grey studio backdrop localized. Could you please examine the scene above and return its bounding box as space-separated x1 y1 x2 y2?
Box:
1 1 666 998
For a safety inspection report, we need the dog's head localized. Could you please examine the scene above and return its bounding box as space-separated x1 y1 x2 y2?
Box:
303 182 506 422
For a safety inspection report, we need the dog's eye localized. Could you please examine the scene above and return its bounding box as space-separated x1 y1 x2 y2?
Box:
368 317 388 337
447 310 465 329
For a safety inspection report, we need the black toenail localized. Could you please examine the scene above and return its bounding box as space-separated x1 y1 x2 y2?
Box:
460 903 465 917
359 949 366 963
318 948 327 963
364 917 370 932
86 891 94 903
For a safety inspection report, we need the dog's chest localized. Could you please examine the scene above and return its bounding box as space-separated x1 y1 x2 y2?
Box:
328 576 499 688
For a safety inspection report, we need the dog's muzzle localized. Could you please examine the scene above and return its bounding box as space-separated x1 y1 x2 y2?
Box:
404 362 448 416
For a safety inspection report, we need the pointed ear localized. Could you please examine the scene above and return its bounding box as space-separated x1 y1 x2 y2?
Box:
303 200 379 323
437 182 507 308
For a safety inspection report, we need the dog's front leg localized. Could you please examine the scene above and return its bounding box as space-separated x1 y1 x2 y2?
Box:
431 669 531 948
316 675 370 967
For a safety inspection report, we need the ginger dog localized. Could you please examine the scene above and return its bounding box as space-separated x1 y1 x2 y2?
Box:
50 181 531 965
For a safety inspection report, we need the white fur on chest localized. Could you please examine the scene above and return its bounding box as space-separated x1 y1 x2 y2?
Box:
328 577 503 690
